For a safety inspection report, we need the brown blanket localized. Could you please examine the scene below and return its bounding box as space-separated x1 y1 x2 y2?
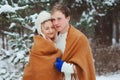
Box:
23 25 96 80
22 35 62 80
61 25 96 80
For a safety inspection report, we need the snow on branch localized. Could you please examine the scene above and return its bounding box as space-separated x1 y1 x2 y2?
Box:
0 4 28 14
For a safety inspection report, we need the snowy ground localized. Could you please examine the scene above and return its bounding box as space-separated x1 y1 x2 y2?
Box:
96 72 120 80
1 38 120 80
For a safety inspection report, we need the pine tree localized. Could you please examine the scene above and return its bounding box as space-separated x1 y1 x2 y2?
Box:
0 0 51 79
0 0 33 79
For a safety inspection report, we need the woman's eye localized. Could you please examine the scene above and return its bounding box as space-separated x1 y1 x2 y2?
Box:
45 28 49 30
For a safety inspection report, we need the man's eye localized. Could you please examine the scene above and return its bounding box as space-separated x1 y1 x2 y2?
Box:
51 19 55 22
58 18 61 20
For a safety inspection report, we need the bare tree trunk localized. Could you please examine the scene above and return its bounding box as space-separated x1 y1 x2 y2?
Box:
22 27 24 37
116 18 119 43
112 5 120 44
116 6 119 43
2 20 5 49
112 20 117 45
6 35 9 50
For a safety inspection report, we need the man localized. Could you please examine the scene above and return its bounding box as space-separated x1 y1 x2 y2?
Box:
51 3 96 80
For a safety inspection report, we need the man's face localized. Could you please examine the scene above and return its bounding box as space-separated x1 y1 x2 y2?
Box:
51 11 70 33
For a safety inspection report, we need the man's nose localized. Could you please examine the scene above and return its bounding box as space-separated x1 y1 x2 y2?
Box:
53 20 58 25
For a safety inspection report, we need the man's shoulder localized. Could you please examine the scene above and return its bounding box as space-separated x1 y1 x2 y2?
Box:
69 25 85 38
68 25 89 44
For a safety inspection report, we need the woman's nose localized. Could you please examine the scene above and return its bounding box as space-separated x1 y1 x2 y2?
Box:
49 28 54 33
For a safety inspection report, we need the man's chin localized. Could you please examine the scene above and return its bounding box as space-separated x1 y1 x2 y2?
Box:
56 28 61 32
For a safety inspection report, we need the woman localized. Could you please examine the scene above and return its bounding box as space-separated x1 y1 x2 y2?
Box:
22 11 62 80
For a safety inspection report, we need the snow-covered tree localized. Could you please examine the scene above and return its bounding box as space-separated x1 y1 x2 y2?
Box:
0 0 52 79
0 0 33 79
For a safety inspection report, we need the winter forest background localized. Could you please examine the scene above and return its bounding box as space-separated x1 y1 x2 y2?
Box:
0 0 120 80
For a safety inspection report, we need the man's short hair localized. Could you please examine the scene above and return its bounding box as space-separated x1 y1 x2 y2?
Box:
51 3 71 17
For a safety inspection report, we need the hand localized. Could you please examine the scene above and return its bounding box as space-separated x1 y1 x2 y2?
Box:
55 57 64 72
46 37 54 43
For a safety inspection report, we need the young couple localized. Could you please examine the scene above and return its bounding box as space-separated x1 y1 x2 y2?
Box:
22 3 96 80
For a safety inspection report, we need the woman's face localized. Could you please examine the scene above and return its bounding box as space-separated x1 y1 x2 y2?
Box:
41 20 56 39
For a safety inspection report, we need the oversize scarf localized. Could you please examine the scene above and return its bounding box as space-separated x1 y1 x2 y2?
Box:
22 35 62 80
61 25 96 80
